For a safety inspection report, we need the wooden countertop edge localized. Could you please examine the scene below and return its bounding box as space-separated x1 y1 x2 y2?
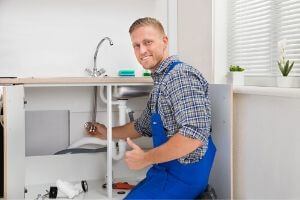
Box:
0 77 153 84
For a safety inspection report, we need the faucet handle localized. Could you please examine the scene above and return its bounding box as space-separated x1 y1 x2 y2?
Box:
85 68 94 77
85 67 106 77
95 68 106 76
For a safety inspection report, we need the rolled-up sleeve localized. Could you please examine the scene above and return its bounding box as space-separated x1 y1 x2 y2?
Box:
133 99 152 137
164 69 211 144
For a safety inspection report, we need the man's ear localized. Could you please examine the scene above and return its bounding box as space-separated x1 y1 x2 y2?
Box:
162 35 168 49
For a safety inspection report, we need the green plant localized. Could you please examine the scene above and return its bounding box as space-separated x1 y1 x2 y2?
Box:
277 39 294 76
277 59 294 76
229 65 245 72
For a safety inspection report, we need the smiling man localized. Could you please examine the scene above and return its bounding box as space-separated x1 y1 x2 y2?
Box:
86 17 216 199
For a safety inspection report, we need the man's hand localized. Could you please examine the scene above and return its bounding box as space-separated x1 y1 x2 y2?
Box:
125 138 152 170
85 122 107 140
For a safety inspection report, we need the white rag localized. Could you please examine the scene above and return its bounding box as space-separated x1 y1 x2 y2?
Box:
56 179 83 199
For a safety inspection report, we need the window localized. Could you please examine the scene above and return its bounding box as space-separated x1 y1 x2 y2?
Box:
228 0 300 80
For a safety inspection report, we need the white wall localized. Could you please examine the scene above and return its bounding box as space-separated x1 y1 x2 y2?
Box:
233 93 300 199
0 0 168 77
177 0 229 84
177 0 213 82
212 0 228 84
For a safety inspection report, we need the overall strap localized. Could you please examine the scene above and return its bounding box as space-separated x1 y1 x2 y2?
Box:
154 61 182 112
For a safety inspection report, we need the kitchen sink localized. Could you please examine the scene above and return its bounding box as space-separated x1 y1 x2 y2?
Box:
112 85 153 99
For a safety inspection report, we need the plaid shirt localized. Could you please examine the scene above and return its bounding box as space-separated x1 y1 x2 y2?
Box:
134 55 211 164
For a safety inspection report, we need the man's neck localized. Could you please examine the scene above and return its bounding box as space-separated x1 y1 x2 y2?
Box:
151 53 169 72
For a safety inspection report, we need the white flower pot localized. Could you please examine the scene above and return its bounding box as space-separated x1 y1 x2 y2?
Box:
227 72 244 86
277 76 300 88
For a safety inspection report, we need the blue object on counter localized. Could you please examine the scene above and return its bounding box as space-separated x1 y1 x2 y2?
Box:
118 69 135 77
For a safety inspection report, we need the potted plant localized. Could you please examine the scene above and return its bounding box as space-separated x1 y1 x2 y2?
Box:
277 39 298 87
227 65 245 85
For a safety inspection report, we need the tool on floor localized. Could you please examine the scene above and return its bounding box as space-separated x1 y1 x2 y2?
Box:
102 182 135 190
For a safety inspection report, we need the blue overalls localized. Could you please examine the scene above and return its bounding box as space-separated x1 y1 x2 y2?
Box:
125 61 216 199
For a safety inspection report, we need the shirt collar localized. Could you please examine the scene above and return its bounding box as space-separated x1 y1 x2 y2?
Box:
152 55 179 76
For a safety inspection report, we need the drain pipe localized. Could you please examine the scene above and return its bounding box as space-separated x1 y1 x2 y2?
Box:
99 86 127 160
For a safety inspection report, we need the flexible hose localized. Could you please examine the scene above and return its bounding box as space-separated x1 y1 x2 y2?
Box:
68 137 126 160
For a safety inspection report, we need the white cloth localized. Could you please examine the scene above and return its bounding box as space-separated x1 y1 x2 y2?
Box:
56 179 83 199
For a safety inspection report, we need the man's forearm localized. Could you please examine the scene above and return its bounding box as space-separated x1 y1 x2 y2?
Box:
145 133 203 164
112 122 141 140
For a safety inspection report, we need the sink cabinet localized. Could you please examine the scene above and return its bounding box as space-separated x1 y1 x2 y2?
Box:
1 77 153 199
1 78 233 199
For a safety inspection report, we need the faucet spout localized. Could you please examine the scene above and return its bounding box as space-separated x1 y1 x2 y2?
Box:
86 36 114 77
94 37 113 69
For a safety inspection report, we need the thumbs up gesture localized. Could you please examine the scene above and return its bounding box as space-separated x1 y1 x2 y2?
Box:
125 138 152 170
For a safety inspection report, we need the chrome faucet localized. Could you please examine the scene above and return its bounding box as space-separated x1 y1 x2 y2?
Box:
85 37 114 77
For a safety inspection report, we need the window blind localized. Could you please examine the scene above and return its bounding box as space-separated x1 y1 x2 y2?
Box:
276 0 300 75
229 0 300 76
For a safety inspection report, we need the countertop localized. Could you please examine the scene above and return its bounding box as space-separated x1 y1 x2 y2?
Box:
0 77 153 85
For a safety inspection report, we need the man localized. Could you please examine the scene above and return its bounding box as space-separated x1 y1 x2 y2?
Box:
86 17 216 199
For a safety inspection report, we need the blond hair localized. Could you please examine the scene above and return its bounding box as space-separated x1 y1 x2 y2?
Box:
129 17 165 35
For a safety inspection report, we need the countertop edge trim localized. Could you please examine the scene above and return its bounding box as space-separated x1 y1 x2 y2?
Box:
233 86 300 98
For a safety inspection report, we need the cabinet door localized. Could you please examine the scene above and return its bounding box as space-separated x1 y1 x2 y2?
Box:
209 84 233 199
3 85 25 199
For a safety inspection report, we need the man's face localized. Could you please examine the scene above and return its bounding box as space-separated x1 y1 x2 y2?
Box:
130 25 168 71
